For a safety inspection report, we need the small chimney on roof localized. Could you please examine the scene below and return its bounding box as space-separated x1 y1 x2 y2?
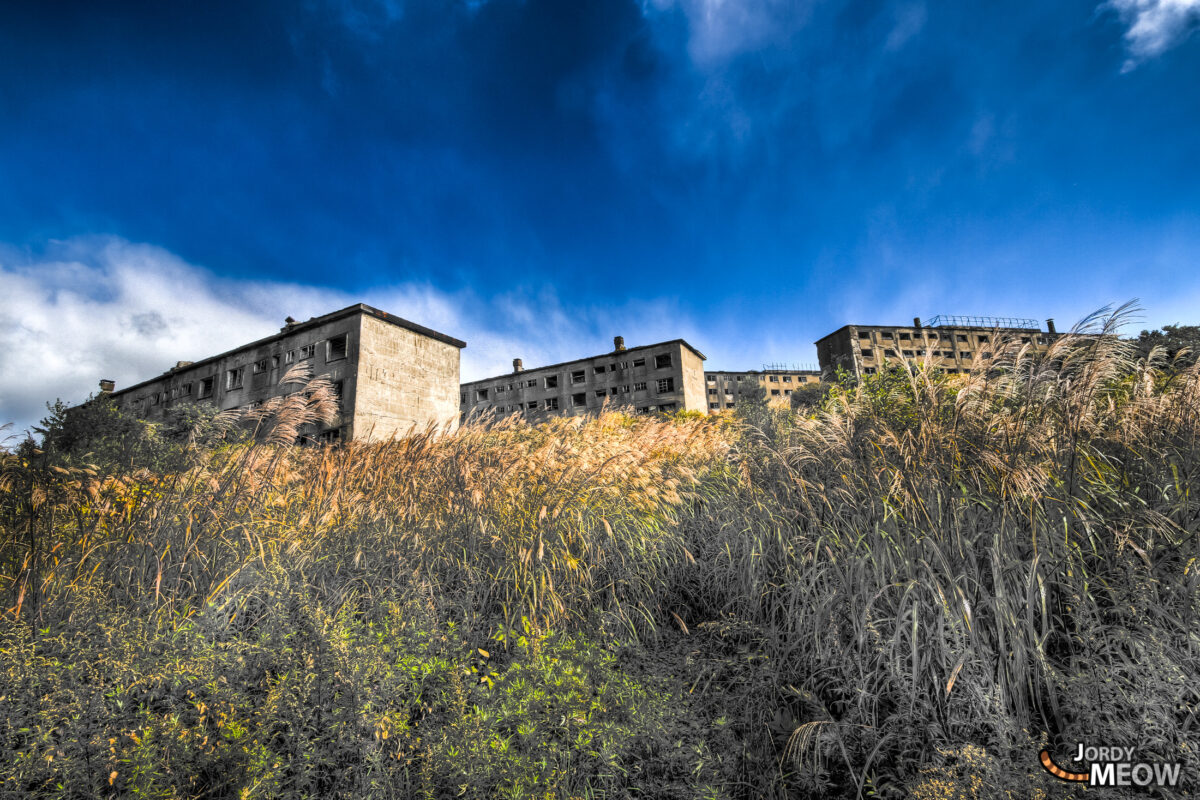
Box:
614 335 626 352
1046 318 1056 335
513 358 523 373
281 316 297 332
913 317 922 329
99 379 115 394
174 361 194 370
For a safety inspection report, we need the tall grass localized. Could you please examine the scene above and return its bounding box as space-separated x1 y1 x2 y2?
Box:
1 305 1197 798
681 304 1200 796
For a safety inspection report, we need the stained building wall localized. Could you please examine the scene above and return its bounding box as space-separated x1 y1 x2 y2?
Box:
110 315 359 441
460 338 708 419
816 320 1059 379
703 369 822 410
105 305 464 443
353 312 462 438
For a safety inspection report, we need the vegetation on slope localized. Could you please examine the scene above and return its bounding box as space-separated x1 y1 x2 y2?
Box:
1 305 1197 798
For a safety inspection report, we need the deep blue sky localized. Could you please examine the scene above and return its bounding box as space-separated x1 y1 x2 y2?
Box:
2 0 1199 430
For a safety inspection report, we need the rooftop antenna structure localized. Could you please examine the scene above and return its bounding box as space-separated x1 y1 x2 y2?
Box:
761 361 820 372
925 315 1041 329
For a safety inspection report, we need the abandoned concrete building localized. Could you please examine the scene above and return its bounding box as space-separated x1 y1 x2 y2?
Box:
703 369 822 411
460 336 708 418
815 315 1062 379
104 304 466 441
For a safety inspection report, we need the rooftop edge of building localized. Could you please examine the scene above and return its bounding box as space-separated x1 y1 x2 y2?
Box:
814 317 1056 346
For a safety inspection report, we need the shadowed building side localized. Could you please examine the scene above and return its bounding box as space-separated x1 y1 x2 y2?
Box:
702 369 822 411
460 337 708 419
815 316 1062 379
103 304 466 442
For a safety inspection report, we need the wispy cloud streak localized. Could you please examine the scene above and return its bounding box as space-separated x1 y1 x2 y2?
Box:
1107 0 1200 70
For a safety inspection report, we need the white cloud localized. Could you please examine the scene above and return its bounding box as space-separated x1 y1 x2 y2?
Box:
1107 0 1200 70
0 236 740 440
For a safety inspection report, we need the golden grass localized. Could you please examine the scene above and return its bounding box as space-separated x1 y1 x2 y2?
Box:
1 304 1197 797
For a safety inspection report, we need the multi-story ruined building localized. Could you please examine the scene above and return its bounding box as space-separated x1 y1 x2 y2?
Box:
104 303 466 441
459 336 708 418
703 368 822 411
815 315 1061 379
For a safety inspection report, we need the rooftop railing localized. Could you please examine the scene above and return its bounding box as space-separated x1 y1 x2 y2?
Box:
925 315 1040 330
760 362 821 372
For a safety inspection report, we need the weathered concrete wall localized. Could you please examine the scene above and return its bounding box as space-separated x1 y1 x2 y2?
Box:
816 322 1057 379
702 370 822 411
106 305 465 443
111 315 358 441
353 313 461 438
678 343 707 413
460 339 708 419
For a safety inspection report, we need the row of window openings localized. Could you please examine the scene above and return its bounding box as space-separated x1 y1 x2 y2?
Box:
705 374 814 383
492 398 678 413
861 366 970 375
469 354 673 400
862 331 990 343
708 388 796 396
860 331 1047 345
145 377 345 408
226 337 347 390
472 376 673 403
861 348 1001 360
142 338 347 405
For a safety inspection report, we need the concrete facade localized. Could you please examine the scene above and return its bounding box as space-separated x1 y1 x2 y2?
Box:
815 315 1061 379
703 369 822 411
106 304 466 442
460 337 708 419
354 313 464 437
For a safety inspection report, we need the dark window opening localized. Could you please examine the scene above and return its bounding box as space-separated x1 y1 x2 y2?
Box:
654 353 672 369
328 334 348 362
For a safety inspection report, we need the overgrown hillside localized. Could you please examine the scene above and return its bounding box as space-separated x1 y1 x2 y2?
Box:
2 308 1198 799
